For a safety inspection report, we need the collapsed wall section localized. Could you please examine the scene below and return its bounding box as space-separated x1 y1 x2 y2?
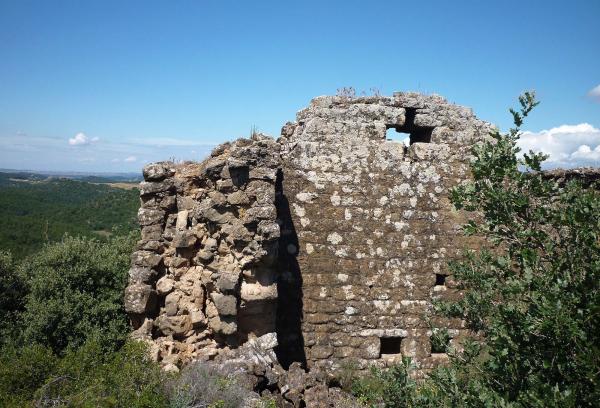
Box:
125 135 281 370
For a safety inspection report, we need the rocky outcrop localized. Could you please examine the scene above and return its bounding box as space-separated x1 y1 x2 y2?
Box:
125 92 494 374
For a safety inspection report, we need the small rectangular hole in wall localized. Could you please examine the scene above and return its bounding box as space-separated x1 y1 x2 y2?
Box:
435 273 447 286
380 337 402 356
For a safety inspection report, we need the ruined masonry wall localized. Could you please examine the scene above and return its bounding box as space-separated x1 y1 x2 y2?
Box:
124 92 493 372
278 93 491 371
125 136 282 369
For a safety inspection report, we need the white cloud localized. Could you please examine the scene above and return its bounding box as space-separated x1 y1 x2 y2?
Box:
518 123 600 168
1 130 215 172
588 84 600 103
571 145 600 162
124 156 137 162
68 132 99 146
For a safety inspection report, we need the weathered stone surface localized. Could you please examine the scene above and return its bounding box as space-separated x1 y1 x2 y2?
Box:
211 293 238 316
172 230 197 248
138 208 165 226
195 249 214 264
128 266 157 284
240 281 278 302
242 206 276 224
139 179 174 196
156 276 174 295
164 291 181 316
216 272 240 293
143 162 175 181
257 220 280 241
209 315 237 335
227 190 250 205
124 284 157 315
175 210 189 230
141 224 163 241
131 250 162 268
156 315 192 336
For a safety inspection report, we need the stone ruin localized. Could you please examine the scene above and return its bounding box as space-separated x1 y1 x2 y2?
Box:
124 92 495 375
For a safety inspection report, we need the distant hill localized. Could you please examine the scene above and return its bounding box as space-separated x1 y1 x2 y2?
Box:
0 172 140 259
0 168 143 184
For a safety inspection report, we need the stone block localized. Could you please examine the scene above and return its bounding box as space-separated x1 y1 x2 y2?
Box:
156 315 192 336
143 162 175 181
156 276 174 295
210 293 237 316
172 230 197 248
137 208 165 226
124 284 157 315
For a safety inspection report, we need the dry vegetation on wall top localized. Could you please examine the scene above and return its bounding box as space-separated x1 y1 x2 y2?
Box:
124 91 494 374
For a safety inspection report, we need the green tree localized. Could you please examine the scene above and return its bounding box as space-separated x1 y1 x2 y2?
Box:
421 92 600 407
19 233 138 354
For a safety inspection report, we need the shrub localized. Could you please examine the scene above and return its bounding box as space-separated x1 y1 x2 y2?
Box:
33 340 167 408
351 359 418 407
165 361 257 408
429 328 450 354
0 250 26 341
0 343 58 407
18 233 137 354
435 92 600 406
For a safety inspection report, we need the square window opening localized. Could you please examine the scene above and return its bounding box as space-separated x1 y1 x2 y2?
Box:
380 337 402 356
385 108 434 145
435 273 447 286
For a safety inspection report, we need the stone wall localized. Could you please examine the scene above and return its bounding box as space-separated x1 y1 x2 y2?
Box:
125 135 282 370
276 93 491 371
124 92 493 372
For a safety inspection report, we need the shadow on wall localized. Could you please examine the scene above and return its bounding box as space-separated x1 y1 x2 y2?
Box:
274 169 307 369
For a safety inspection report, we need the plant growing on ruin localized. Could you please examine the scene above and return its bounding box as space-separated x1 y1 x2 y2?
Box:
336 86 356 99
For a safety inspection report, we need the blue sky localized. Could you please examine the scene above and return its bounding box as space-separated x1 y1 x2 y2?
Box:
1 0 599 172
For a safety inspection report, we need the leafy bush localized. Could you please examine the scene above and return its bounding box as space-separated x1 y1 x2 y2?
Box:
0 250 26 341
434 92 600 406
429 328 450 354
0 343 59 407
351 359 418 407
36 340 167 408
0 232 172 407
18 233 137 354
0 340 166 408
